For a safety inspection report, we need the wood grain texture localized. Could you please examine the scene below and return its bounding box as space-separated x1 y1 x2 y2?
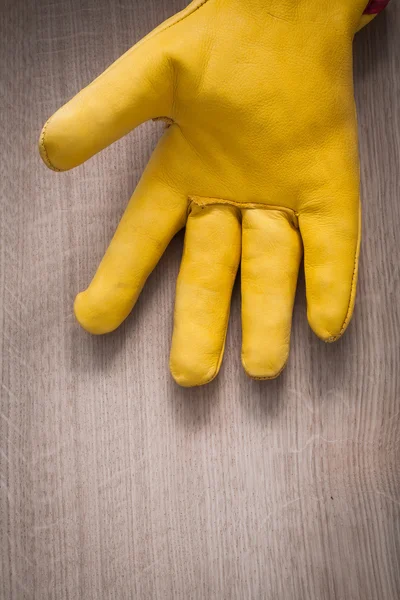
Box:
1 1 399 598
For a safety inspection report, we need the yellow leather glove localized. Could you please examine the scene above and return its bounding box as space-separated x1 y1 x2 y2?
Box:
39 0 388 387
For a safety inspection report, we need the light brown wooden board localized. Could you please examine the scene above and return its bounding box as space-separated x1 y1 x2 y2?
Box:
1 1 399 598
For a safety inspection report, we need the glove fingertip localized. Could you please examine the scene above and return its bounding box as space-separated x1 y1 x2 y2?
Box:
307 303 354 344
74 291 121 336
241 353 288 381
169 357 221 388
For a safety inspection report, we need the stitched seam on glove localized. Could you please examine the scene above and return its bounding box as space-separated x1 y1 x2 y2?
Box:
39 117 61 172
171 335 227 387
241 357 288 381
325 229 360 343
189 196 300 228
153 117 175 127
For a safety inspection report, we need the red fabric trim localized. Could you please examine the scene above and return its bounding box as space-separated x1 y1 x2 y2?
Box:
364 0 391 14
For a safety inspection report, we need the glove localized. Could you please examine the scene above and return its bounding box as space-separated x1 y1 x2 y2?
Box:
39 0 389 387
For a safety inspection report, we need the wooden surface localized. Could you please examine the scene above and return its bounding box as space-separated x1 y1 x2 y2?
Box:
1 1 400 598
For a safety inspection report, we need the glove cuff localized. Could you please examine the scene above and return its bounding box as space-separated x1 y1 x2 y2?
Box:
358 0 390 30
363 0 391 14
